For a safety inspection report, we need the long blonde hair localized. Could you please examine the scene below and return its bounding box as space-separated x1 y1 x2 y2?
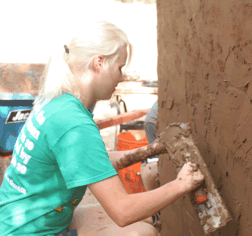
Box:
34 21 133 107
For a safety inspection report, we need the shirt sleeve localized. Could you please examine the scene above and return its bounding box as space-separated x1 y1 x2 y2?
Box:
51 122 117 189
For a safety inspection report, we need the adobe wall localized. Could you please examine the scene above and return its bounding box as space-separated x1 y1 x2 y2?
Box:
156 0 252 235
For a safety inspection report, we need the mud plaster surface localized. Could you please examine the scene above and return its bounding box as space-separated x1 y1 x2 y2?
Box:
157 0 252 235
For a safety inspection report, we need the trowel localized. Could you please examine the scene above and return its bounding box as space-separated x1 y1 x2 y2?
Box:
116 122 232 234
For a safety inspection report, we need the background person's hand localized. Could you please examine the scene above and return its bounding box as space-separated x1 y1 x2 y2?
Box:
176 162 205 193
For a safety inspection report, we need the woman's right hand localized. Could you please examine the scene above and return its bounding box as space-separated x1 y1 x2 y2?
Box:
176 162 205 193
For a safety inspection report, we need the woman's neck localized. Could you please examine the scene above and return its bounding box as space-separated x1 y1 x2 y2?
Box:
79 95 96 111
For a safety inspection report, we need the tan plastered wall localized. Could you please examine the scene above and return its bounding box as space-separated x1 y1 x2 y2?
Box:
156 0 252 235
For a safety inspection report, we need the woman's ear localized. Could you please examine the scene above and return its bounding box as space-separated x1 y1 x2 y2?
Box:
93 55 104 72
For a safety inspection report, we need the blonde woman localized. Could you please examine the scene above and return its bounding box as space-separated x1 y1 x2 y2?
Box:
0 21 204 236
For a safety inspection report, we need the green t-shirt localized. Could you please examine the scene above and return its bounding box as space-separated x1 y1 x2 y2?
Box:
0 93 117 235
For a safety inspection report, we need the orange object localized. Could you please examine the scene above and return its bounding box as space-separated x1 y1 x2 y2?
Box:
195 188 208 204
116 131 148 194
95 109 150 130
1 154 12 159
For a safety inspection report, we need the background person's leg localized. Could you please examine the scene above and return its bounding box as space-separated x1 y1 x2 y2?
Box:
142 101 159 196
141 106 160 231
140 162 159 191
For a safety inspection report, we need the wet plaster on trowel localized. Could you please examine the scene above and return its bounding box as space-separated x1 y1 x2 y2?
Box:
157 0 252 235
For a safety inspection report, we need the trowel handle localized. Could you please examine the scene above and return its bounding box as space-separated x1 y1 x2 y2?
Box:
194 187 208 205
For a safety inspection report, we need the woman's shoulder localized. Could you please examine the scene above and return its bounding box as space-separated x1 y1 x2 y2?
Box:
32 96 96 149
34 94 95 133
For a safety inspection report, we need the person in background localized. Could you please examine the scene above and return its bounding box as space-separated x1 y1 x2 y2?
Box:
0 21 204 236
144 101 158 147
140 100 160 226
141 100 159 190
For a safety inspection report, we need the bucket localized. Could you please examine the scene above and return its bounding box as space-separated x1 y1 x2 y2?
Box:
116 131 148 194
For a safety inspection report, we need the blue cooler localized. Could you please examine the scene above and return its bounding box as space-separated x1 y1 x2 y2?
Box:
0 93 36 157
